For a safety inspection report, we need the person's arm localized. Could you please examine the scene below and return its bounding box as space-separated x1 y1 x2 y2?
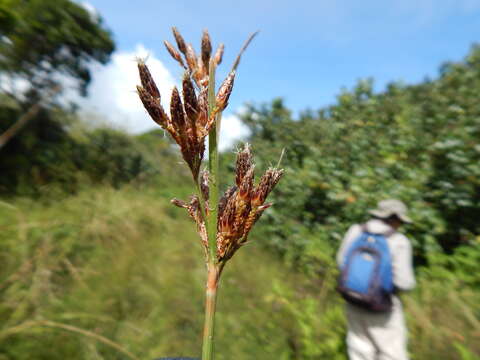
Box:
391 235 416 291
336 224 361 267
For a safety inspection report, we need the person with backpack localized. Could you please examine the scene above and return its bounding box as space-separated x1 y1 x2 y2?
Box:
336 199 416 360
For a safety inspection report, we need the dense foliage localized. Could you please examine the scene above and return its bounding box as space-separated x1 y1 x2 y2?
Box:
0 0 120 195
242 45 480 267
0 96 175 196
0 0 115 95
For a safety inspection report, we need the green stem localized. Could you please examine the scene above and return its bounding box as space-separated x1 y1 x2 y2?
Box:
201 263 219 360
206 61 219 263
202 60 220 360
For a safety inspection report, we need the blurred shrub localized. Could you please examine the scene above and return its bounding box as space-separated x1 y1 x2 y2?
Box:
0 97 187 196
240 45 480 265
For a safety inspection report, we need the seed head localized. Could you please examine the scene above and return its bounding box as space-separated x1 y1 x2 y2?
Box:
170 86 187 136
171 198 187 209
218 186 236 218
216 71 236 112
213 43 225 66
137 61 160 99
235 143 253 187
137 30 271 264
185 44 198 75
197 87 209 131
172 27 187 55
214 146 283 261
201 30 212 73
182 73 199 125
238 165 254 200
241 202 273 243
252 168 284 207
164 40 186 69
136 85 169 129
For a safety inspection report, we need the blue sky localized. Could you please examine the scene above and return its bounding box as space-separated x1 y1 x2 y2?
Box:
79 0 480 147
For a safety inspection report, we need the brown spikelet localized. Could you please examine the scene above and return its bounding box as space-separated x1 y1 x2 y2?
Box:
252 168 284 206
164 40 186 68
170 87 192 165
188 196 202 224
196 57 208 86
213 43 224 66
238 166 254 200
218 186 236 218
185 44 198 74
216 71 236 111
171 198 187 209
172 27 187 55
182 73 199 124
217 196 237 259
233 168 254 234
170 87 186 133
197 87 209 131
235 143 253 187
201 30 212 74
241 202 273 242
204 70 235 134
137 86 170 129
219 191 236 234
216 234 228 259
242 209 257 241
137 61 160 99
232 194 251 235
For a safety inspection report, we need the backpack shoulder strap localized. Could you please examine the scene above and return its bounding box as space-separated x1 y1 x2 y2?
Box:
360 223 368 233
384 228 397 238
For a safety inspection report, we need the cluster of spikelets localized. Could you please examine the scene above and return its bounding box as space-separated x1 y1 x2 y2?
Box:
136 28 233 180
172 144 283 261
137 28 283 262
216 144 283 260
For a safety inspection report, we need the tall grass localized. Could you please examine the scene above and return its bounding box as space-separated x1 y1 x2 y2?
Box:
0 186 299 359
405 277 480 359
0 185 478 359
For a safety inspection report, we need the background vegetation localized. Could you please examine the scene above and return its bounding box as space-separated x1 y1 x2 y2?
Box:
0 0 479 359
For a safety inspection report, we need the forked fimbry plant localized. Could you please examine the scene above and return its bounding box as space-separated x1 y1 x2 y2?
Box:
136 28 284 360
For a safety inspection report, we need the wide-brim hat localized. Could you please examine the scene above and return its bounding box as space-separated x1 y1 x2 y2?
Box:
369 199 412 224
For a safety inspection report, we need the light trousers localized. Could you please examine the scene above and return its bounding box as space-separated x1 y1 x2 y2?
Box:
345 297 409 360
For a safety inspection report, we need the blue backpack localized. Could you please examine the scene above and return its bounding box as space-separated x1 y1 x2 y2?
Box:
337 226 394 312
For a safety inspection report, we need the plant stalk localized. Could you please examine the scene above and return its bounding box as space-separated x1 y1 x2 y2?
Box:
202 59 220 360
206 61 219 263
201 264 219 360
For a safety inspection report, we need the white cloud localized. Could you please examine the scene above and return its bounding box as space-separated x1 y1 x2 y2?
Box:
0 74 29 99
219 113 250 151
74 44 176 133
71 43 249 149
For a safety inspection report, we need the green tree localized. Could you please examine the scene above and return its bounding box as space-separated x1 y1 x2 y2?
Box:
0 0 115 96
241 45 480 265
0 0 121 194
0 0 115 152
